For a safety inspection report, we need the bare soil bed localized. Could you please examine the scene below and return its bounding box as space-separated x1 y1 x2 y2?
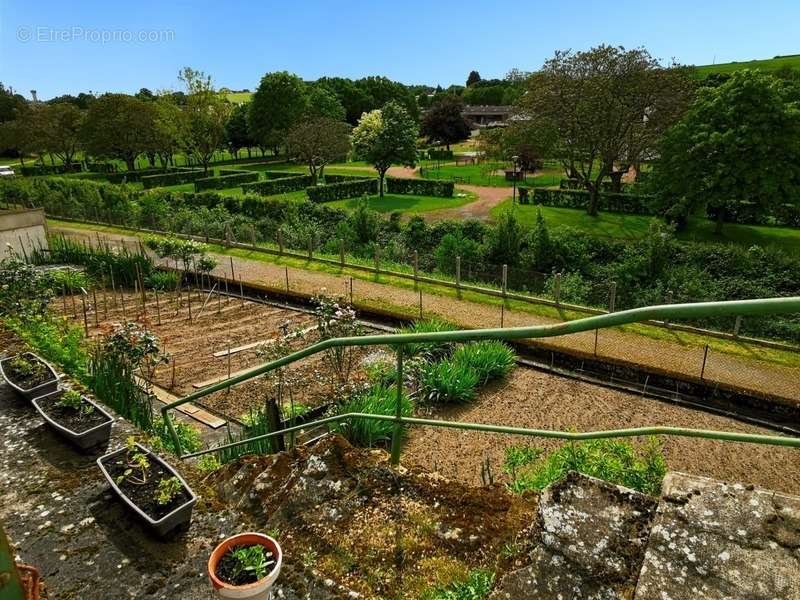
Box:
403 367 800 495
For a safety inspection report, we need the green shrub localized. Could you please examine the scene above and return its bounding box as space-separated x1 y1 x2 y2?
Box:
145 270 180 291
504 437 667 496
6 315 89 382
263 170 303 180
423 569 494 600
141 169 206 189
323 173 374 184
194 171 259 192
306 179 377 203
419 359 479 404
428 149 454 160
338 384 413 447
532 188 655 215
396 319 459 358
452 341 516 384
386 177 454 198
44 269 91 294
241 175 312 197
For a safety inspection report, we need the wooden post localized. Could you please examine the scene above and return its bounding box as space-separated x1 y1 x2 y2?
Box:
340 239 345 267
374 246 380 274
120 290 126 318
187 285 193 321
265 399 286 453
62 285 68 315
250 227 257 249
227 339 232 393
500 302 505 328
455 256 461 299
224 277 230 304
217 286 222 313
349 277 354 305
239 276 245 307
608 281 617 313
308 236 313 260
92 288 99 326
413 250 419 290
277 229 284 255
102 286 108 319
733 315 742 338
554 272 562 305
170 353 177 390
229 256 235 283
501 264 508 301
71 290 77 318
285 266 289 293
594 328 599 356
700 344 709 380
81 296 89 336
155 289 162 325
109 268 117 308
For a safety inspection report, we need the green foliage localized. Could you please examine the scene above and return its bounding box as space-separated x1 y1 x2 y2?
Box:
7 315 89 380
154 476 183 506
337 384 413 447
56 389 95 415
483 209 524 266
0 253 54 319
435 233 482 275
152 416 202 455
44 269 91 294
396 319 459 358
241 175 312 197
532 188 654 215
196 453 221 473
43 235 152 288
144 270 180 291
418 359 479 404
451 341 516 384
194 170 258 192
229 544 273 582
421 95 471 149
424 570 495 600
307 179 377 203
248 71 309 151
386 177 454 198
504 437 667 496
141 169 207 189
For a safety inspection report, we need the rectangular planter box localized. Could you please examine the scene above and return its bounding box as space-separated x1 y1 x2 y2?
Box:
32 390 114 451
0 353 59 401
97 443 198 537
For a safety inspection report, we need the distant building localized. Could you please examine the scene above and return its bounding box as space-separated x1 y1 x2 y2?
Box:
461 105 513 128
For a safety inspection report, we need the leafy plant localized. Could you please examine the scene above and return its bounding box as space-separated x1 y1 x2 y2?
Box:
115 437 151 485
312 294 361 393
504 437 667 496
424 569 495 600
452 341 516 384
0 252 54 319
396 319 458 359
144 270 180 291
196 454 221 473
7 356 43 379
337 384 413 447
56 388 95 415
45 269 91 294
418 359 479 404
229 545 274 582
154 476 183 505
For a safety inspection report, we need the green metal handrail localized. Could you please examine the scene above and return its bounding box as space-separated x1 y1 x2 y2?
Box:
162 297 800 462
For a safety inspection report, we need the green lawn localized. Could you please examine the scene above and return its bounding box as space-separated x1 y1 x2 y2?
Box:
693 54 800 77
492 199 800 252
420 161 563 188
328 191 476 214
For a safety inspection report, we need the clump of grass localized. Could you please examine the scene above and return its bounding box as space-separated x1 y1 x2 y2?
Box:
145 270 180 291
504 437 667 496
418 360 479 404
451 341 516 384
338 384 414 447
45 269 91 294
396 319 459 359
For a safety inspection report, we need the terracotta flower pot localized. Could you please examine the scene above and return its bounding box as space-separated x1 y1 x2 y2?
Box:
208 533 282 599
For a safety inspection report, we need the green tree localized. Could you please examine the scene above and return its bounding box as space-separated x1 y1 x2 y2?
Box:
81 94 156 170
286 117 351 184
652 70 800 233
522 45 693 215
352 101 418 198
151 95 183 167
178 67 232 174
466 70 482 87
248 71 308 155
421 95 471 150
38 103 85 166
306 86 346 121
225 103 254 159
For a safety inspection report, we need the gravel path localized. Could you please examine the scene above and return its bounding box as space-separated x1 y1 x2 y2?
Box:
403 367 800 495
54 225 800 406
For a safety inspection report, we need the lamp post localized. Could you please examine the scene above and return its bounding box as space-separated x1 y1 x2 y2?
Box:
511 155 520 206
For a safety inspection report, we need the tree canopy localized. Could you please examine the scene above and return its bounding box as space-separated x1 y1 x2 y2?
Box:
248 71 308 154
178 67 231 173
421 95 471 149
652 69 800 232
287 117 351 184
81 94 156 170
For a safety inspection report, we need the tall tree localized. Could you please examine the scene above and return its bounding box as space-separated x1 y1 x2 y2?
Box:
652 70 800 233
287 117 351 184
466 70 482 87
522 45 693 215
178 67 231 173
306 85 347 121
38 103 85 166
225 103 255 158
151 95 183 167
352 101 418 197
248 71 308 155
81 94 156 170
421 95 471 150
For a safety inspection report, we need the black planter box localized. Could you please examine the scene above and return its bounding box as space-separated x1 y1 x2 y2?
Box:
0 353 59 401
32 389 114 450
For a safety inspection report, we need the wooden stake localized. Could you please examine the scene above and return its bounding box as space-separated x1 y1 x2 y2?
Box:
62 285 67 315
170 353 177 390
81 296 89 336
71 291 77 318
285 267 289 293
120 291 127 318
109 268 117 307
102 286 108 319
155 289 162 325
239 276 244 307
92 288 99 326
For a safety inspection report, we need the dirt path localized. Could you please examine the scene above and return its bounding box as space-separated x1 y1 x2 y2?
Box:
404 367 800 494
54 225 800 407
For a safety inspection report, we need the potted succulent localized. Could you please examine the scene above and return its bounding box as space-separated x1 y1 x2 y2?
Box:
32 387 114 450
97 437 198 537
0 353 59 401
208 533 282 599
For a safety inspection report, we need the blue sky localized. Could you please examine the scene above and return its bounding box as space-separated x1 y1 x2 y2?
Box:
1 0 799 99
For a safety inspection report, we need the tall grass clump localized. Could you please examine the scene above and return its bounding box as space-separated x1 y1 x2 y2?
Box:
338 384 413 447
42 235 153 287
419 360 479 404
88 345 155 432
503 437 667 496
451 341 516 384
217 408 281 464
396 319 459 359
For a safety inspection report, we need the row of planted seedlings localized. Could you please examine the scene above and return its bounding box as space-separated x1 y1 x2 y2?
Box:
1 243 284 598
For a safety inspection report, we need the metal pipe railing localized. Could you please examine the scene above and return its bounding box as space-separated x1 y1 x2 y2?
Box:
162 297 800 462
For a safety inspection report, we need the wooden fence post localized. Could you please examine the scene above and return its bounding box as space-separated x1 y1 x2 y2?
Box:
455 256 461 299
413 250 419 290
608 281 617 313
374 246 380 274
277 229 284 255
554 272 562 305
340 239 345 267
733 315 742 338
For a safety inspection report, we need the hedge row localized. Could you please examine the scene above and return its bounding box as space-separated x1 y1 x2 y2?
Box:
306 179 377 203
428 149 454 160
559 178 622 193
708 202 800 228
241 175 313 196
194 171 259 192
218 168 249 177
264 170 303 180
85 162 118 173
386 177 454 198
141 169 208 189
21 163 83 176
105 168 182 184
533 188 655 215
323 173 375 184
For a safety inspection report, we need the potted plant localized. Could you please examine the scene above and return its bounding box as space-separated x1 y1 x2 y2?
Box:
208 533 282 599
32 387 114 450
97 437 198 537
0 352 59 401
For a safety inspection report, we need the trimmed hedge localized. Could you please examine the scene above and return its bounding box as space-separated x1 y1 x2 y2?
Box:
141 169 207 189
241 175 313 196
307 179 377 203
324 173 374 183
218 168 248 177
428 149 454 160
194 171 259 192
560 178 620 193
85 162 118 173
264 170 303 180
533 188 655 215
386 177 454 198
21 163 83 176
105 168 180 184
